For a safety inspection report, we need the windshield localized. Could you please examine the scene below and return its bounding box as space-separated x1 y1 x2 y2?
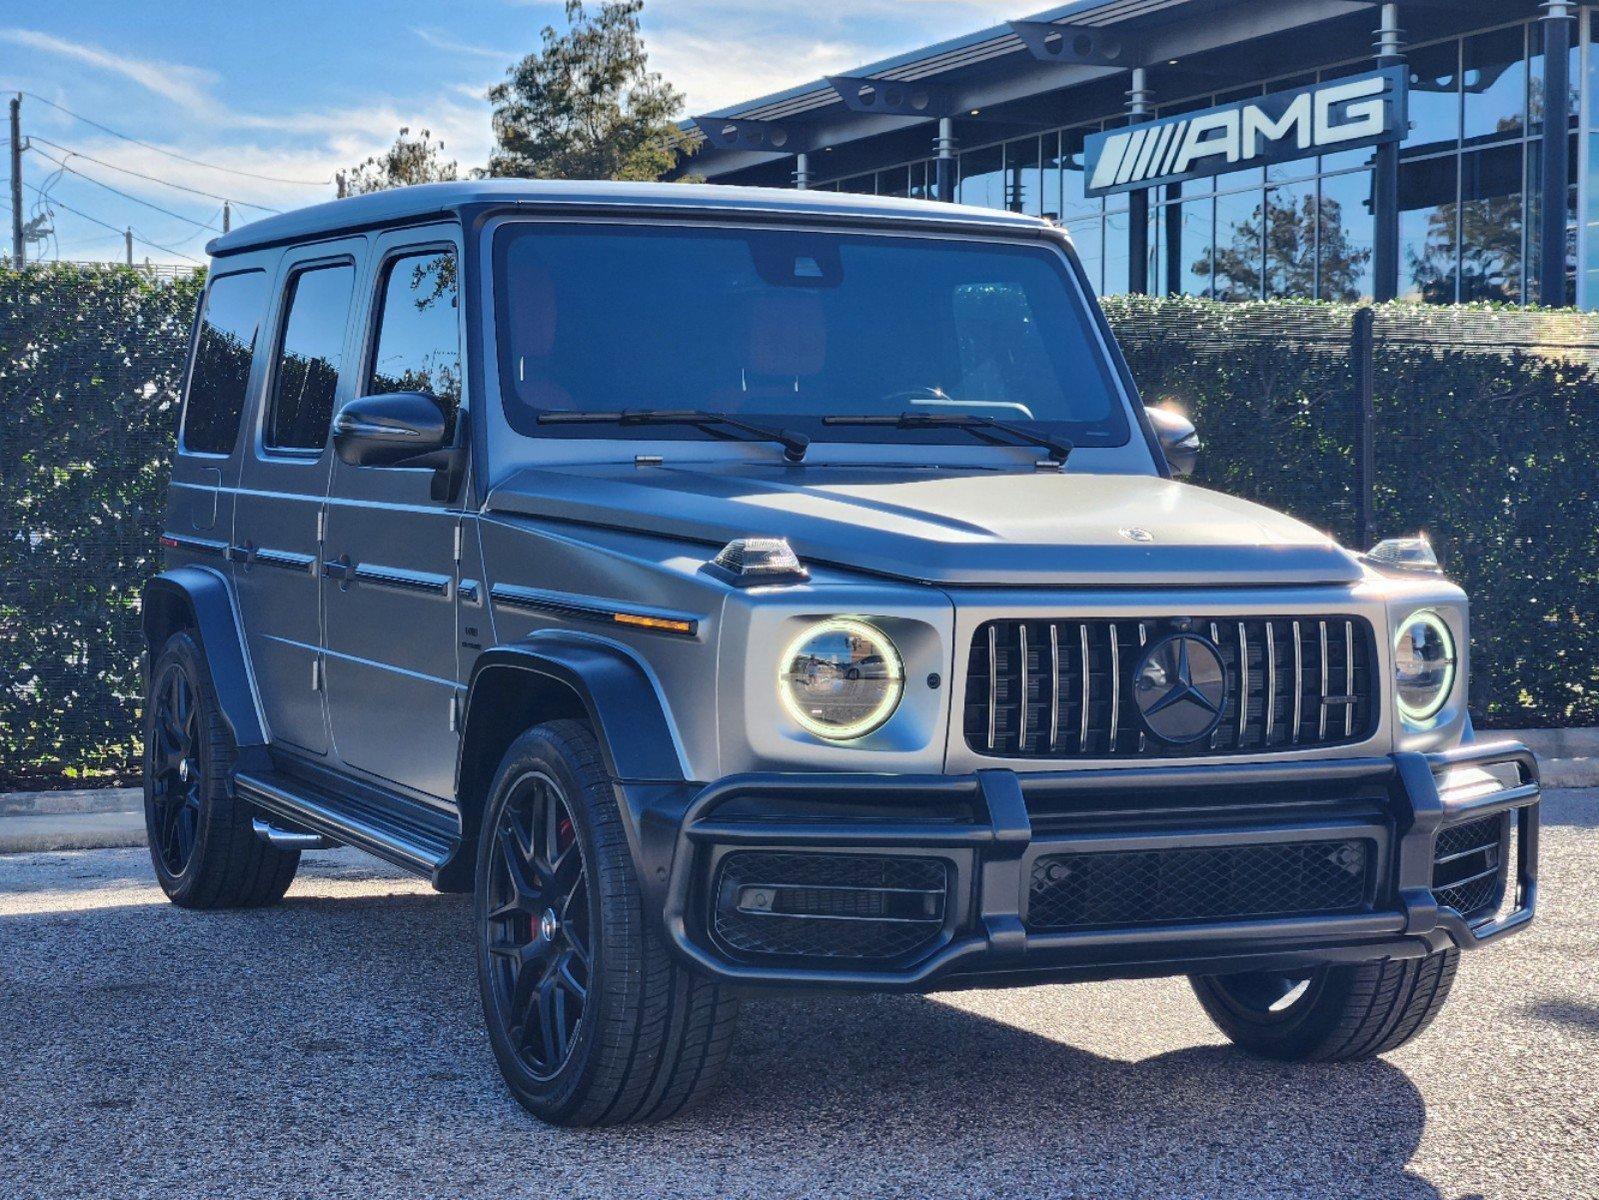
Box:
492 221 1130 449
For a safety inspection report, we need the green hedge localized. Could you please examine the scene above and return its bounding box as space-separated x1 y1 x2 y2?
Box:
1103 296 1599 729
1 264 201 789
0 271 1593 789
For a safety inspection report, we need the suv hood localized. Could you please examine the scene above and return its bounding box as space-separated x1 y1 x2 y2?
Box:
486 463 1363 587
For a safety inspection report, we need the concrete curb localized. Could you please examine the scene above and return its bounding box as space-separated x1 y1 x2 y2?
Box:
0 809 146 854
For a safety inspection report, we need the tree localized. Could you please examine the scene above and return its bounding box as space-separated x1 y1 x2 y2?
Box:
1210 193 1372 301
346 127 460 195
487 0 688 181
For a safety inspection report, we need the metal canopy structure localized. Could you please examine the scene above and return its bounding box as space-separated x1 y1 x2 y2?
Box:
686 0 1380 176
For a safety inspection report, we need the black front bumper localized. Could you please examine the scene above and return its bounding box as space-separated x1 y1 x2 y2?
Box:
651 741 1540 991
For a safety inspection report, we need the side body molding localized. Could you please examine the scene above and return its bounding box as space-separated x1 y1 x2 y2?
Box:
142 566 267 748
446 632 696 899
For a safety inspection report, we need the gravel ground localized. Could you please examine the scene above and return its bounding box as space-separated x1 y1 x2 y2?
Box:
2 792 1595 1200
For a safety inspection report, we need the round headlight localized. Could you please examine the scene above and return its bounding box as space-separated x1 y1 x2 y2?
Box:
779 619 904 741
1394 610 1457 723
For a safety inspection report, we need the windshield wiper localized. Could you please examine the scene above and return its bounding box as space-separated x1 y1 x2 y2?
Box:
821 411 1072 467
538 409 809 463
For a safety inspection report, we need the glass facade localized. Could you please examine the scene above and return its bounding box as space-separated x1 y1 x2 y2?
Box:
822 15 1581 307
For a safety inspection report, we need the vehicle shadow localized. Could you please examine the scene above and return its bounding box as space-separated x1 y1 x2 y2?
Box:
692 989 1461 1200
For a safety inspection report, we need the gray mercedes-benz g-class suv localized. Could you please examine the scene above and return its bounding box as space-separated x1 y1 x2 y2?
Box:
144 180 1540 1126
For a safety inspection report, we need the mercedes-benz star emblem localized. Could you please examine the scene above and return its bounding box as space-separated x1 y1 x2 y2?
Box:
1134 634 1228 744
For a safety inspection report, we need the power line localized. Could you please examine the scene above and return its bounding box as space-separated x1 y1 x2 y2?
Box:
28 135 281 213
17 91 333 186
21 179 205 263
26 144 223 231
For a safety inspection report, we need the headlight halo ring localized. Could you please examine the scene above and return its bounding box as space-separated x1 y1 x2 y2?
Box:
1393 609 1457 725
778 617 904 741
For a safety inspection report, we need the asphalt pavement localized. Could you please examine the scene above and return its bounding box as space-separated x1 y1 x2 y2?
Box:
2 791 1595 1200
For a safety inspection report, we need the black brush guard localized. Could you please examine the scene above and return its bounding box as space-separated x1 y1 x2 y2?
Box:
653 741 1540 991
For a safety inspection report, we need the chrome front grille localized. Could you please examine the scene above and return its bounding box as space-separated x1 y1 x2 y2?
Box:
964 616 1379 759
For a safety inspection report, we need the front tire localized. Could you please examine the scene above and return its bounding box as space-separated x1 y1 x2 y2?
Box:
475 720 738 1125
1191 949 1459 1061
143 631 300 908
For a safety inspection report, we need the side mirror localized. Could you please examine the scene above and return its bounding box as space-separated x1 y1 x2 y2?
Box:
333 391 467 503
1145 406 1200 478
333 391 450 467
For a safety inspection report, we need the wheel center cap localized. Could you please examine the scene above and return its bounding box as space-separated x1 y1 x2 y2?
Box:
539 908 560 942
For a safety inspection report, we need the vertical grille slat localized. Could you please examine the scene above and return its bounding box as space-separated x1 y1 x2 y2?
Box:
965 615 1378 760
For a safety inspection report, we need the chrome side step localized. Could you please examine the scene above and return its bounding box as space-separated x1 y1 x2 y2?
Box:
250 818 339 851
234 769 457 879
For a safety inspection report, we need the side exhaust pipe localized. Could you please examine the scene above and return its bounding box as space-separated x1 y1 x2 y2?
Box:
251 817 339 851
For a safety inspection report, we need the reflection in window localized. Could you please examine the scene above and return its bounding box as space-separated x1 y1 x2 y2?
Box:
957 143 1004 208
837 174 876 195
1264 181 1318 299
878 166 910 198
1103 208 1131 295
367 250 462 414
1316 171 1375 301
267 263 355 452
1399 155 1459 302
183 272 267 456
1057 127 1100 223
1068 216 1103 293
1213 189 1265 300
908 161 932 201
1458 142 1525 302
1173 194 1214 296
1407 40 1462 156
1463 26 1527 145
1006 137 1040 215
1532 19 1581 138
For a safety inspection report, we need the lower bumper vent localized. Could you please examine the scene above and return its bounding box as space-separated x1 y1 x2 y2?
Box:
1432 814 1507 920
711 851 949 962
1027 839 1372 932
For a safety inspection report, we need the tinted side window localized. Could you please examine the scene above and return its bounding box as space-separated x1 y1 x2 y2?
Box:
182 271 267 455
367 250 461 417
266 262 355 452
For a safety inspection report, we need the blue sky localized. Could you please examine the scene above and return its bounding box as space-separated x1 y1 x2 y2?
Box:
2 0 1018 264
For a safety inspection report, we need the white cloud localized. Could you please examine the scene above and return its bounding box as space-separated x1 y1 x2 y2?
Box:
0 28 218 109
412 26 508 61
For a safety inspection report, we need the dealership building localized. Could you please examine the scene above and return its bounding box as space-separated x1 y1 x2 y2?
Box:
686 0 1591 308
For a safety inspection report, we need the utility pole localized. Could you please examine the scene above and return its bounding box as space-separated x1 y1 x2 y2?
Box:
222 199 231 233
9 94 23 267
124 227 133 266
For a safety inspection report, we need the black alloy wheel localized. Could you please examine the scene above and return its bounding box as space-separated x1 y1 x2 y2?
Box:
148 660 204 876
483 770 593 1081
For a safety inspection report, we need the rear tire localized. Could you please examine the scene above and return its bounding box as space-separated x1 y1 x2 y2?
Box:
1191 949 1459 1061
475 720 738 1125
143 631 300 908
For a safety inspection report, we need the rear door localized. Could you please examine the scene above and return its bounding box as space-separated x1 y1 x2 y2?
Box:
321 228 466 799
233 241 363 756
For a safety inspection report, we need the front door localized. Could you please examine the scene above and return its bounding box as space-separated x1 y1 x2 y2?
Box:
233 242 362 756
321 230 466 800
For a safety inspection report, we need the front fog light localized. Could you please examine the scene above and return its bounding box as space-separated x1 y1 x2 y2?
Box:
1394 610 1457 723
780 619 903 740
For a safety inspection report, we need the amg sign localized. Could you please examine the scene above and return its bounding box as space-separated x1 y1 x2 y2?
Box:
1083 67 1408 198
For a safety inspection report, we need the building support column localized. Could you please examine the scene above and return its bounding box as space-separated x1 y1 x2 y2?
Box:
1540 1 1574 306
1125 67 1153 295
1372 3 1404 302
935 117 957 202
793 152 811 190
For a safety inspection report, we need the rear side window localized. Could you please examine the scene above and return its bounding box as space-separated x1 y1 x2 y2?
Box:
182 271 267 455
366 249 461 420
266 261 355 452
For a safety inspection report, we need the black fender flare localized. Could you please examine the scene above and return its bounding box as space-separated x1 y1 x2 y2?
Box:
142 567 267 748
445 632 697 901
